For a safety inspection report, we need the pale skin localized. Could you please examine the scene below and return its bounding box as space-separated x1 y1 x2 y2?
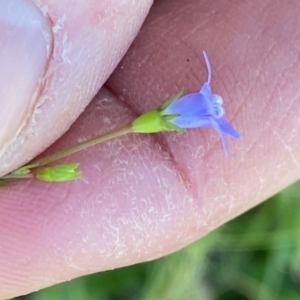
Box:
1 0 300 298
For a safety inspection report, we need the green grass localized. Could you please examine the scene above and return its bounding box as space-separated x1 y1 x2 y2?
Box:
26 181 300 300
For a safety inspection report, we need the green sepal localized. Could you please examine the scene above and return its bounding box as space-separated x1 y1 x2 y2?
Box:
132 109 165 133
159 90 184 111
164 121 186 133
36 163 82 182
132 109 185 133
162 115 185 133
132 91 186 134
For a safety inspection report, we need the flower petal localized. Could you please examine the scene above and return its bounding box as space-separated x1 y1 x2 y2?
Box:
170 112 211 129
162 93 214 119
208 117 229 156
199 82 212 97
217 118 241 139
203 50 212 84
199 51 213 96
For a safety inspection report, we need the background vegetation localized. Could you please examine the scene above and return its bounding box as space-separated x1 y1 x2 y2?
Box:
18 181 300 300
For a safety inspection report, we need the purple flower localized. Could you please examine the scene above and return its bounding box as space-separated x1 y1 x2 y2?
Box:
161 51 241 155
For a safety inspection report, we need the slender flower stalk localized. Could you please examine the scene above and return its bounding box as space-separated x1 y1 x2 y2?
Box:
0 172 34 186
0 51 241 184
14 126 133 174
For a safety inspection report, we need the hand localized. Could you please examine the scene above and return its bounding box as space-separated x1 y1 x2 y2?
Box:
1 0 299 298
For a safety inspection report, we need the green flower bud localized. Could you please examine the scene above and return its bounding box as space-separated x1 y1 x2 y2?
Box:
36 163 81 182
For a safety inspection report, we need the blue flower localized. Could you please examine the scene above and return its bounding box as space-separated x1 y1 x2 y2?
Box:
160 51 241 156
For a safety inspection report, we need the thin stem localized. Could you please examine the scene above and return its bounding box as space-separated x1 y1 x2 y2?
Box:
25 125 133 169
1 173 34 180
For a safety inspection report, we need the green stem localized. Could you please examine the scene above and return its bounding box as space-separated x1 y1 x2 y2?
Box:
1 173 34 180
18 125 133 171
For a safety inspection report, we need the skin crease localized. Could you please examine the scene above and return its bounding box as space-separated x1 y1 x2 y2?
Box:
1 0 300 298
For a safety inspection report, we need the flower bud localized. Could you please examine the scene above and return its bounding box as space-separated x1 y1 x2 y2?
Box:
36 163 81 182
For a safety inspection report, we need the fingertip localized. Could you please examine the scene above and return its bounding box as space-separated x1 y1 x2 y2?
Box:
0 0 153 176
0 0 52 160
